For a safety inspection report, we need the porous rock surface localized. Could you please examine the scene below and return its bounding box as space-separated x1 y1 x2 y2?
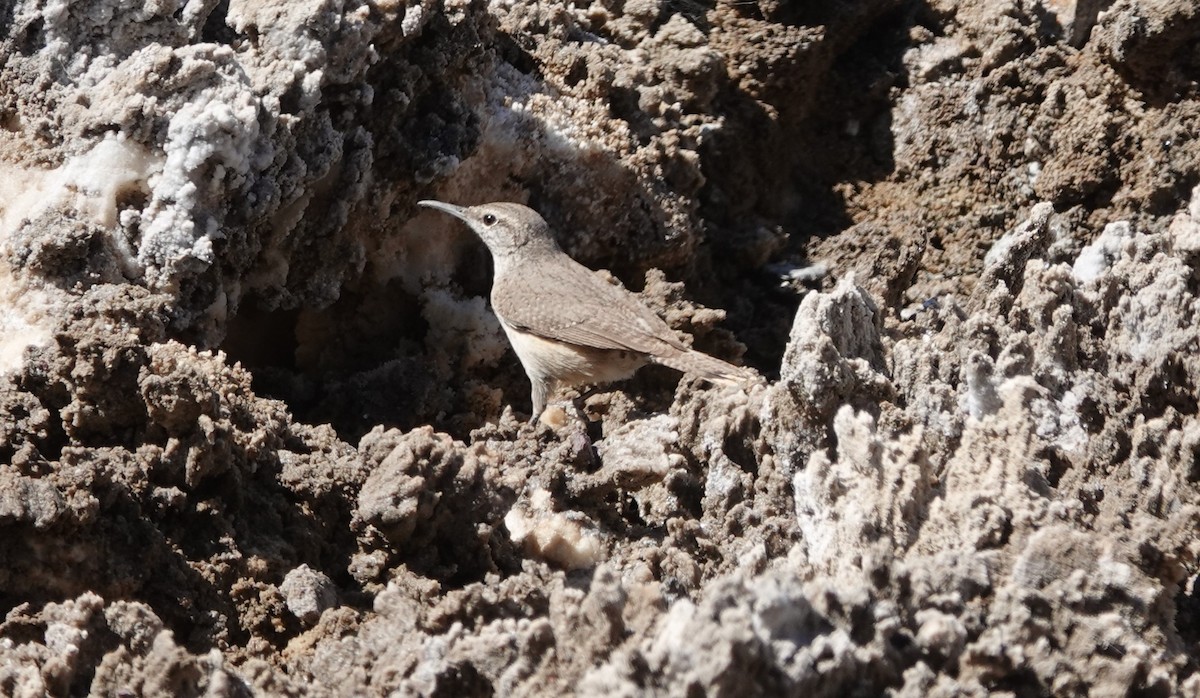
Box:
2 0 1199 695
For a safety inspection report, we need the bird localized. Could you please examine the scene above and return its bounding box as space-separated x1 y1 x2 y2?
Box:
418 200 755 419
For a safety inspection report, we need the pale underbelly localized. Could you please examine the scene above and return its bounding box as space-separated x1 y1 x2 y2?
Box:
501 323 646 387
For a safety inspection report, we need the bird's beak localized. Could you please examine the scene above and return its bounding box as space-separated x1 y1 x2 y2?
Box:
418 200 468 221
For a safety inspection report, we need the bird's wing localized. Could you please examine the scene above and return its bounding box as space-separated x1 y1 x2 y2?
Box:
493 258 688 355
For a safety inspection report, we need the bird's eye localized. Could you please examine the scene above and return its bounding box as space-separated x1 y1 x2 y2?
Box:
482 214 497 225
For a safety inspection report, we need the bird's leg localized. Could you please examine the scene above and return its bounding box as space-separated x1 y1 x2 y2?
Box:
530 376 551 420
577 385 603 403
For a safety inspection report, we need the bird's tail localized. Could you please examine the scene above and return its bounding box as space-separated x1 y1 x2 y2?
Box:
651 349 758 385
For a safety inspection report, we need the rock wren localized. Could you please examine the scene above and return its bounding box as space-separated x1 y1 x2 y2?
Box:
418 200 754 418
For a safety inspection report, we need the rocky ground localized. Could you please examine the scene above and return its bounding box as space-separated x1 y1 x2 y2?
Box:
1 0 1199 695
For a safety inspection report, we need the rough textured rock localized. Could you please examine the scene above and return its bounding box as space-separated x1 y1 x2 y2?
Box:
2 0 1200 695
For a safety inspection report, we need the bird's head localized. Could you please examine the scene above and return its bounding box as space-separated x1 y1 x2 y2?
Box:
418 200 561 263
